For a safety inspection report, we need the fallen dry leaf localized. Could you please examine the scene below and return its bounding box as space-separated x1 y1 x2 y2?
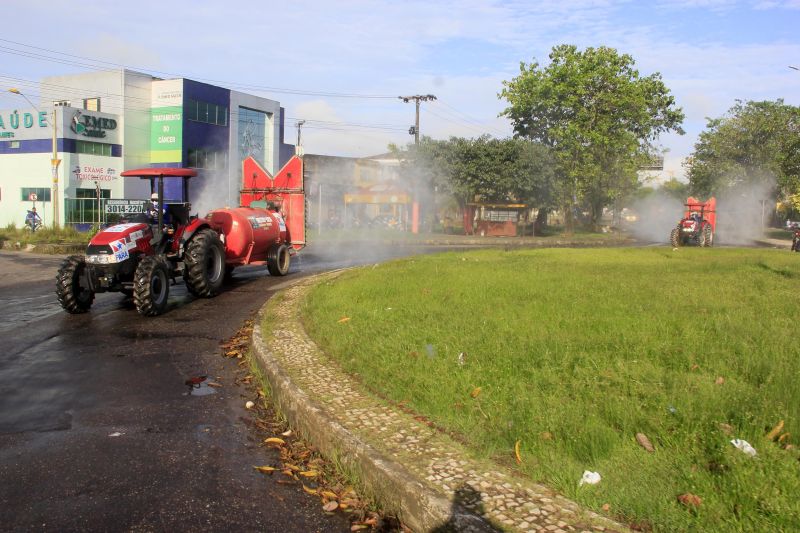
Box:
299 470 319 478
602 503 611 512
351 526 368 532
540 431 553 441
264 437 286 446
766 420 785 441
514 440 522 464
302 484 317 495
690 364 699 371
253 465 277 474
677 493 702 508
320 490 338 500
281 429 293 437
636 432 655 453
470 386 482 399
322 501 339 512
715 376 725 385
719 423 733 435
778 432 790 443
337 317 351 323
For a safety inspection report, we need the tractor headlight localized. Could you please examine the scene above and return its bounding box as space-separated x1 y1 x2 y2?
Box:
86 254 116 264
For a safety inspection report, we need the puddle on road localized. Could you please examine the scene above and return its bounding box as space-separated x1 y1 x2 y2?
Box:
185 376 217 396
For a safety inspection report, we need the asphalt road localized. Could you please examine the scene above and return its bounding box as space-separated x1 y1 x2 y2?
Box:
0 243 436 532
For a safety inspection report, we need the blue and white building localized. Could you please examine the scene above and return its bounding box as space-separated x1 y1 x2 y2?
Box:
0 69 295 228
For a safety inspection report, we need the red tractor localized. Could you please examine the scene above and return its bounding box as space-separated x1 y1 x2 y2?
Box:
670 197 716 247
56 156 305 316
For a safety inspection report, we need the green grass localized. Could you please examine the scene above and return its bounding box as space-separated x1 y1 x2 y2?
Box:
301 247 800 532
764 228 794 242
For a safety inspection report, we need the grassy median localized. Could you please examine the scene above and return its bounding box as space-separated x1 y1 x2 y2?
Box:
302 247 800 532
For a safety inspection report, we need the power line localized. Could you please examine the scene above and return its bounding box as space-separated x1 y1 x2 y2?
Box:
0 39 397 100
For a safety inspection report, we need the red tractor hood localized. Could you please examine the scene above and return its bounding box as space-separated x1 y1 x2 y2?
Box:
90 223 151 246
89 223 154 261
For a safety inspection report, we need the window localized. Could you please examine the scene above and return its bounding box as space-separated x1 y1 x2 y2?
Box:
187 147 226 170
75 188 111 199
186 98 227 126
76 140 112 156
83 98 100 112
484 209 518 222
238 107 272 170
21 187 51 202
8 141 19 149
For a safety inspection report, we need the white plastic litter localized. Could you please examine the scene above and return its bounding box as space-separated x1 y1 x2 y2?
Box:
108 432 123 437
579 471 601 486
731 439 757 457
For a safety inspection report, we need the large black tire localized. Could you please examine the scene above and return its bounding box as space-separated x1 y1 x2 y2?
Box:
266 243 291 276
133 256 170 316
701 224 713 247
670 228 681 247
184 228 225 297
56 255 95 313
792 236 800 252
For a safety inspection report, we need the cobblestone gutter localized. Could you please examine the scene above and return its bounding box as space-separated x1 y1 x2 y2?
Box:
252 273 626 533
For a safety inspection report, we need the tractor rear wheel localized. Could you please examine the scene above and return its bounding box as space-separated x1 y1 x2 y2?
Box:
670 228 680 247
56 255 95 313
701 224 713 247
134 256 170 316
266 243 291 276
184 228 225 297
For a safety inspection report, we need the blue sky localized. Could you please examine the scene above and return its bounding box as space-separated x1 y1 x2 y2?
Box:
1 0 799 181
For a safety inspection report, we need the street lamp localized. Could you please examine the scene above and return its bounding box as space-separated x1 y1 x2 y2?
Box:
8 88 61 228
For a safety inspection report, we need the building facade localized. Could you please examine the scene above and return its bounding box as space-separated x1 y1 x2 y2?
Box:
0 69 294 228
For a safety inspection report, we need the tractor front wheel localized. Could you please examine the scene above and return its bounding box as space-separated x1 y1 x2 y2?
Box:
670 228 681 247
184 228 225 297
266 243 291 276
701 224 713 247
792 236 800 252
56 255 95 313
134 256 170 316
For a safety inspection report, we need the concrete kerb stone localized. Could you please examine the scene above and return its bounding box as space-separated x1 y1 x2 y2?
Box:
252 272 627 533
253 298 490 532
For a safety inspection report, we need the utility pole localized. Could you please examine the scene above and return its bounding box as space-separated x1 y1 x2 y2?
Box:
295 120 305 155
398 94 436 145
9 88 61 228
398 94 436 235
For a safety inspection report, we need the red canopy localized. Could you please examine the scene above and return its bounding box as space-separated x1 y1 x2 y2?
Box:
120 168 197 178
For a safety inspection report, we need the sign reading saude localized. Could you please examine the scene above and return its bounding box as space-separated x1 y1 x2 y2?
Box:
71 110 117 138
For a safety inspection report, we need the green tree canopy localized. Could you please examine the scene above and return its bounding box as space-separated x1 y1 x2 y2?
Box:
407 136 557 210
499 44 684 230
686 99 800 200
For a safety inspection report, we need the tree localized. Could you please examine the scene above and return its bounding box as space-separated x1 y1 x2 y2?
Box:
659 177 690 202
686 99 800 202
499 45 685 231
393 136 558 229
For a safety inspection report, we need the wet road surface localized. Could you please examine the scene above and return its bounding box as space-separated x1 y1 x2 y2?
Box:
0 243 438 532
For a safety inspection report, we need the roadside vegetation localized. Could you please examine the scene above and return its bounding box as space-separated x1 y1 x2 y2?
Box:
0 223 93 247
302 247 800 531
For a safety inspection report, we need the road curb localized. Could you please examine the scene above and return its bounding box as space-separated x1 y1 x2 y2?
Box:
251 273 627 533
252 284 495 532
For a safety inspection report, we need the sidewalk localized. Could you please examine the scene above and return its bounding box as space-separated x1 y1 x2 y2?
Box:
252 273 626 533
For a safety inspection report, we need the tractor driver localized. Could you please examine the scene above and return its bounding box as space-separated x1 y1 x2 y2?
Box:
148 192 171 226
